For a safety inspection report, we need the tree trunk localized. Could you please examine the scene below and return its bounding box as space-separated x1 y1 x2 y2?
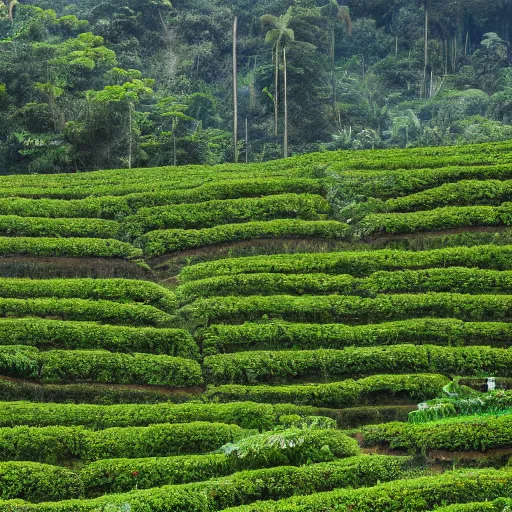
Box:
173 133 177 167
128 103 133 170
423 6 429 98
233 16 239 163
283 46 288 159
274 42 280 137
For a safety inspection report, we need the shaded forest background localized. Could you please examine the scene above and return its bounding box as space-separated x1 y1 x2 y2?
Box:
1 0 512 173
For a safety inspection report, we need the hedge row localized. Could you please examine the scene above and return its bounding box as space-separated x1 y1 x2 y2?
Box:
435 498 512 511
0 278 176 312
0 346 202 386
138 220 350 257
0 454 415 510
0 318 196 357
178 244 512 282
0 216 120 239
0 297 172 326
0 237 141 259
3 466 511 512
360 413 512 453
203 374 449 408
203 318 512 354
0 422 247 465
386 179 512 212
180 293 512 327
357 203 512 237
220 468 512 512
124 194 330 235
178 267 512 303
0 178 323 213
202 344 512 384
330 162 512 201
0 402 283 430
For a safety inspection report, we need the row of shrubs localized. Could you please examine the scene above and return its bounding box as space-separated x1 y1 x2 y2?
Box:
0 421 248 465
0 376 444 428
178 267 512 303
203 374 449 408
0 318 196 357
0 429 371 501
124 194 330 235
221 468 512 512
357 203 512 237
180 292 512 326
0 297 172 326
0 237 141 259
178 244 512 282
0 178 323 215
202 344 512 384
2 466 511 512
0 278 176 311
435 498 512 511
138 220 350 257
0 346 202 386
359 413 512 453
203 318 512 354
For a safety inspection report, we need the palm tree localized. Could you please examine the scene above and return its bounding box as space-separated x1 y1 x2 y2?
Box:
261 8 295 140
324 0 352 105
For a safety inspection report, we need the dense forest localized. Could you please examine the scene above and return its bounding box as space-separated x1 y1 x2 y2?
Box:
0 0 511 173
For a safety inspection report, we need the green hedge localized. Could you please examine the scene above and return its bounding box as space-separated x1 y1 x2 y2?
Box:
434 498 512 511
0 278 176 312
0 216 119 239
0 455 414 510
180 292 512 327
220 468 512 512
0 379 196 404
138 220 350 257
0 402 281 430
0 318 197 357
0 237 141 259
203 318 512 354
124 194 330 236
0 346 202 386
0 297 172 326
203 374 449 408
357 203 512 237
360 413 512 453
386 179 512 212
178 267 512 303
203 344 512 384
0 462 82 502
0 422 247 465
178 244 512 282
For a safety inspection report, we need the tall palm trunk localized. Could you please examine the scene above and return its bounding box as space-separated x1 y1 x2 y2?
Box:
283 47 288 158
274 42 280 137
422 5 429 98
233 16 239 163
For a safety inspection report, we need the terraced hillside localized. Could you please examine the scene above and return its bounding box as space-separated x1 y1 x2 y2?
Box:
2 142 512 510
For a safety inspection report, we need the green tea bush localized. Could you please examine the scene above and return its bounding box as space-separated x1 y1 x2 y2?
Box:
203 344 512 384
0 454 414 510
124 194 330 236
0 278 176 311
360 413 512 452
0 402 278 430
178 267 512 303
0 319 196 357
178 244 512 282
0 216 120 239
0 297 172 326
138 220 350 257
0 346 202 386
204 374 449 408
0 462 81 502
180 293 512 326
0 422 246 464
357 203 512 237
220 468 512 512
435 498 512 511
203 318 512 353
0 237 141 259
